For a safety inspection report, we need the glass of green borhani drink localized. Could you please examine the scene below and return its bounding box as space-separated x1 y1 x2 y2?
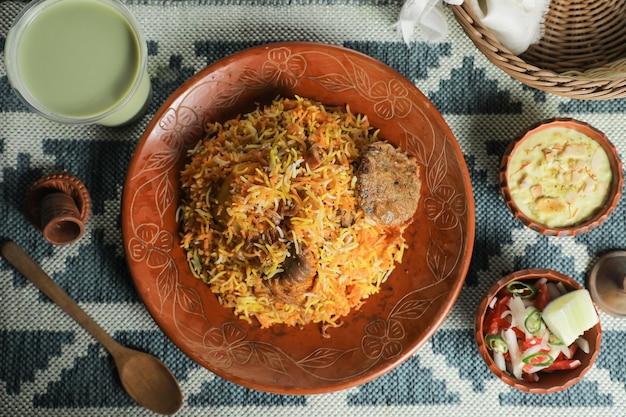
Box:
4 0 151 126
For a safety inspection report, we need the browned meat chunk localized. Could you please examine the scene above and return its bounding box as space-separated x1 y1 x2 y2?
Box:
305 143 326 170
356 141 421 227
265 246 316 304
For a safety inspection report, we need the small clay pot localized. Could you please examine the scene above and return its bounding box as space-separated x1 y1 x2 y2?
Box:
475 269 602 394
500 118 623 237
25 173 91 245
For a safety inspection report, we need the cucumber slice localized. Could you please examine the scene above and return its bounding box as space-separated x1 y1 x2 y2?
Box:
541 289 599 346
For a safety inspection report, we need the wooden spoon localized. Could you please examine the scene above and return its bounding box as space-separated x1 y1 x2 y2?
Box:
1 241 183 415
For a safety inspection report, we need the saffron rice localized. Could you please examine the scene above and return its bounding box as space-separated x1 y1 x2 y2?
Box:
179 96 408 334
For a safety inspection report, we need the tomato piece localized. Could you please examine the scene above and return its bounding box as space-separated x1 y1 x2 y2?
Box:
485 295 512 334
494 294 512 315
544 359 581 371
511 326 525 339
520 337 544 351
494 317 511 330
485 312 498 334
486 319 510 334
534 281 551 311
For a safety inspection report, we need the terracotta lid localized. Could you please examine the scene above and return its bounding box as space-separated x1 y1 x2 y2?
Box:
500 118 623 237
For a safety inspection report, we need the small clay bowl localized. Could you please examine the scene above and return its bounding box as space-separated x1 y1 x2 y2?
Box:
475 269 602 394
500 118 623 237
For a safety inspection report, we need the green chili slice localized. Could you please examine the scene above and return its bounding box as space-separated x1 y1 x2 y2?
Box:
522 352 554 367
524 309 542 334
548 333 565 346
485 334 508 354
505 280 537 299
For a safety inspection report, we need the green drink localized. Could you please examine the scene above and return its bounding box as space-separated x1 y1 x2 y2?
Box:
4 0 151 126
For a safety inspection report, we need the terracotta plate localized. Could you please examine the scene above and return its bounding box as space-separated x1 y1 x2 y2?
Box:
122 42 475 394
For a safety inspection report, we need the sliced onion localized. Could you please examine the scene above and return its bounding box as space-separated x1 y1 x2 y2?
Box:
555 282 568 295
493 350 507 372
522 343 548 358
547 282 561 300
508 296 527 330
561 344 572 359
576 336 590 354
548 343 565 361
503 328 523 380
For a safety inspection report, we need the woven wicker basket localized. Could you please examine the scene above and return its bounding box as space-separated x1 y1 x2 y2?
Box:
451 1 626 100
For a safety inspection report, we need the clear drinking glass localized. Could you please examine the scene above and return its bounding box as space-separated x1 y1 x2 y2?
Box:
4 0 151 126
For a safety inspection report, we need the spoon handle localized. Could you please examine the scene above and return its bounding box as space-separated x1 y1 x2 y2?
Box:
1 241 120 354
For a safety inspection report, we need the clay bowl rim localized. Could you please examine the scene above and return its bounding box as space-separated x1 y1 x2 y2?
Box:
499 118 623 237
475 268 602 394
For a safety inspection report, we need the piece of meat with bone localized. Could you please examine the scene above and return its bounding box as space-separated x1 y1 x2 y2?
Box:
356 141 421 227
265 246 316 304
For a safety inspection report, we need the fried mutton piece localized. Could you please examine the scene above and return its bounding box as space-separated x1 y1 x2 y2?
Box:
356 141 421 227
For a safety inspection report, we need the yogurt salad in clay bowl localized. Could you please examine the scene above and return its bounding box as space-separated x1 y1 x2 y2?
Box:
500 118 623 236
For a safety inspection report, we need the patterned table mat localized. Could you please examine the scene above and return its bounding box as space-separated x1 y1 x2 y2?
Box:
1 1 625 416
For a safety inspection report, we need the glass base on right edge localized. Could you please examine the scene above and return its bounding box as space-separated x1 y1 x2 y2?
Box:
589 251 626 318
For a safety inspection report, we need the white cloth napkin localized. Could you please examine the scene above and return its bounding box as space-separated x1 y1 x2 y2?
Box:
396 0 463 44
397 0 550 55
469 0 551 55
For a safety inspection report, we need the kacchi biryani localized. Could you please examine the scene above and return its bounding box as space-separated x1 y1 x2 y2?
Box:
178 96 421 334
506 127 612 228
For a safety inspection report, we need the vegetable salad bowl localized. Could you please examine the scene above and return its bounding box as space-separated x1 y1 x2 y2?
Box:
475 269 602 394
